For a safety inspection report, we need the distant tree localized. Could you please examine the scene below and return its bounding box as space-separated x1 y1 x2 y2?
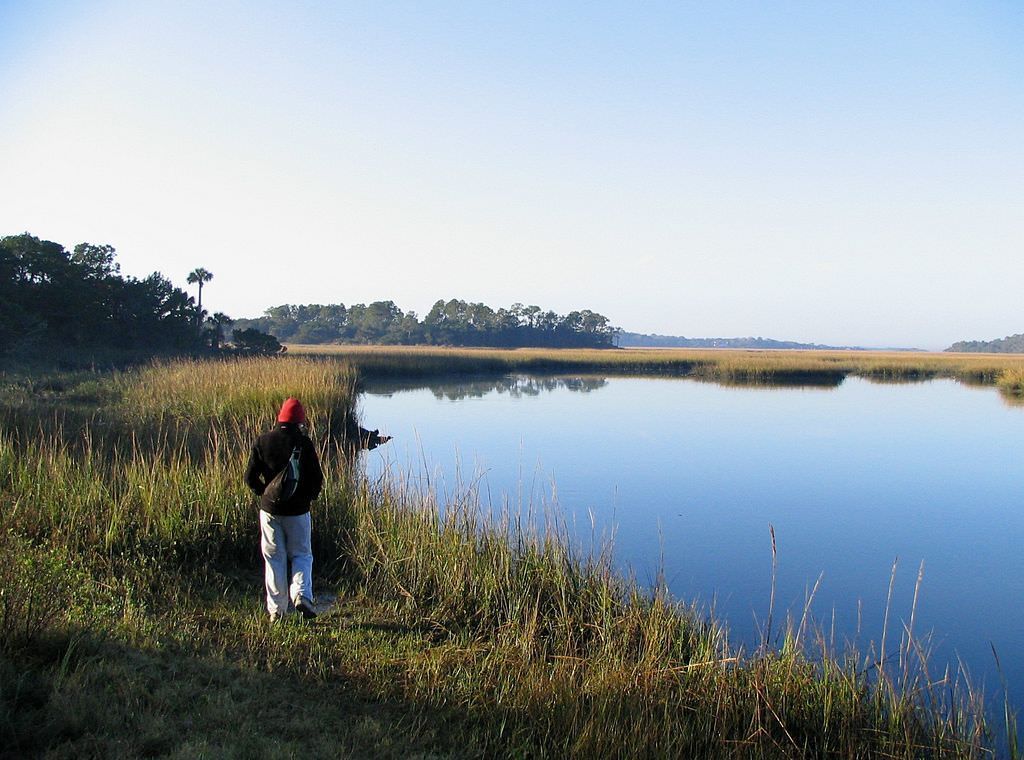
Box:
231 327 285 356
0 233 56 348
122 272 200 349
226 297 617 350
186 267 213 328
388 310 424 344
72 243 119 280
259 304 300 340
946 334 1024 353
207 312 234 349
423 299 465 344
467 302 497 339
290 303 349 343
522 305 541 330
345 301 402 343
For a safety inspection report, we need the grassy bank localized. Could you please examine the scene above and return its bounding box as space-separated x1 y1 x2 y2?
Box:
997 367 1024 399
287 344 1024 395
0 357 1011 757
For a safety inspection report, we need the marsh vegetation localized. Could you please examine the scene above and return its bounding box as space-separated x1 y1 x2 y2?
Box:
1 355 1016 757
290 344 1024 395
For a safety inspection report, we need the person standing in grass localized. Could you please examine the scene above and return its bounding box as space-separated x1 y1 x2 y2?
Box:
244 397 324 622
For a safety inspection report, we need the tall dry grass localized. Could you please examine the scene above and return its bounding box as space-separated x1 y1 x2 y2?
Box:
117 357 356 424
0 357 360 593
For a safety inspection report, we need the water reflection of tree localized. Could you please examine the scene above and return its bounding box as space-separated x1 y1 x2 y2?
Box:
364 372 851 399
429 375 608 401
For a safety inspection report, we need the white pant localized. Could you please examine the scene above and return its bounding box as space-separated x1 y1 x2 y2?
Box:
259 510 313 615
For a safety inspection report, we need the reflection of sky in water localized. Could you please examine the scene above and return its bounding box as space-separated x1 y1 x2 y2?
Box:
358 375 1024 707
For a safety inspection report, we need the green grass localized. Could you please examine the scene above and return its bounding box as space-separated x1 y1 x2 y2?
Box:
1 594 500 759
0 356 1014 758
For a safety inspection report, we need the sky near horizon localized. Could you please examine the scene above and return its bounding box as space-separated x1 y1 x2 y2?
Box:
1 2 1022 349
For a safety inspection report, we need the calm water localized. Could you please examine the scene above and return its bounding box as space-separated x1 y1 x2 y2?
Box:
357 374 1024 705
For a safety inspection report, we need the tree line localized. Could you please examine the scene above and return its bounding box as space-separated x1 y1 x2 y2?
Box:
946 334 1024 353
0 233 281 357
233 299 620 348
3 232 618 356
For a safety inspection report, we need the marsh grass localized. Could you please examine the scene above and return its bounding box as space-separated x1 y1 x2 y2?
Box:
344 475 995 758
289 343 1024 392
117 357 356 426
996 367 1024 398
0 355 1011 757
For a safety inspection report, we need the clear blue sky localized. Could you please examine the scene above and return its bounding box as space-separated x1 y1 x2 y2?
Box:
2 1 1022 349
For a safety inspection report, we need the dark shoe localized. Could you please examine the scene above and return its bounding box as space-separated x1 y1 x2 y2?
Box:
294 596 317 619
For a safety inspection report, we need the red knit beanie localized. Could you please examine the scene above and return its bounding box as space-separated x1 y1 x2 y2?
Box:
277 397 306 424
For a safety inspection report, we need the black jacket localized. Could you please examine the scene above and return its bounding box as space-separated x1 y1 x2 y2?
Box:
244 423 324 515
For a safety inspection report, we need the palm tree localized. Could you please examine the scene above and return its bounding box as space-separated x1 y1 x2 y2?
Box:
208 311 233 349
186 268 213 329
